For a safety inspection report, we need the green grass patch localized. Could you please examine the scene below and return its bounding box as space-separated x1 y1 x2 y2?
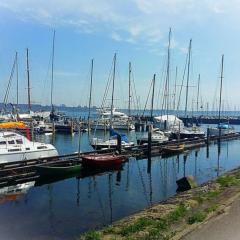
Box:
187 212 207 225
217 175 240 188
167 203 187 223
120 217 155 236
206 204 219 213
80 230 102 240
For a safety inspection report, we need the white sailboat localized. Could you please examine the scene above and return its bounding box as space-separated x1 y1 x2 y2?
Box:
91 54 134 150
209 55 235 137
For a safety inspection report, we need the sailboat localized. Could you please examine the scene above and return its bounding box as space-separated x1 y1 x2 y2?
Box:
209 55 235 136
172 39 205 139
91 53 134 150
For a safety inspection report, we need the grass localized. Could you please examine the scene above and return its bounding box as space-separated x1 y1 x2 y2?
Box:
217 175 240 188
187 212 207 225
80 230 102 240
119 204 187 238
80 170 240 240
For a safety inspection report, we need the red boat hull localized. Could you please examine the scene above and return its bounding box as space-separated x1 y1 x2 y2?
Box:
81 155 124 168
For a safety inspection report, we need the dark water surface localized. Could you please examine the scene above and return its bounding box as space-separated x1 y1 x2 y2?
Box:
0 128 240 240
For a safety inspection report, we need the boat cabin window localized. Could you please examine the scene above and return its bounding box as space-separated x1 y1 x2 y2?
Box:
8 148 21 152
0 141 6 145
8 140 15 144
37 146 47 149
16 139 23 144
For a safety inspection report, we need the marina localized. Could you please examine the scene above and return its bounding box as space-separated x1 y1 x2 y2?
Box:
1 2 240 239
0 126 240 239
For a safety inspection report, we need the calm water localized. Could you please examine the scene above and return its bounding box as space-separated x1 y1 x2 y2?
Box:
0 127 240 240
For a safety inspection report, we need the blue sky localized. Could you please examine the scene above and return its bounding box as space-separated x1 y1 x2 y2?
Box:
0 0 240 111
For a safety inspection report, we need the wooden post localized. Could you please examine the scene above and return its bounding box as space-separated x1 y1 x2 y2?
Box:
117 134 122 154
147 124 152 173
148 124 152 158
178 121 181 142
207 127 210 145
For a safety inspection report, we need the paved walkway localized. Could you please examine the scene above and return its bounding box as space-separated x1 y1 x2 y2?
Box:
182 196 240 240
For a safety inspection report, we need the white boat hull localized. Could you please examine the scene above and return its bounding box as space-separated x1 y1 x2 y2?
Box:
0 148 58 164
208 128 234 136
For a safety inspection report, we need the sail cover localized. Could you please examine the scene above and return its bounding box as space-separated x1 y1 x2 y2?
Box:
0 121 27 129
109 128 129 143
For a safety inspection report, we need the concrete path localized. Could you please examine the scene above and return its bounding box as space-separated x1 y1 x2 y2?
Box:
182 196 240 240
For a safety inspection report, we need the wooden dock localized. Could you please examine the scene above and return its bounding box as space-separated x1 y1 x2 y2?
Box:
0 132 240 187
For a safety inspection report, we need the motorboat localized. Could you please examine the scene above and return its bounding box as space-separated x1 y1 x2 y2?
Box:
0 130 58 164
92 108 135 131
209 123 235 136
172 127 205 139
138 128 169 144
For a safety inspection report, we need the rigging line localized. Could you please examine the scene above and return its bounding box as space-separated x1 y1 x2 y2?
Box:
176 49 188 114
100 57 114 110
3 54 17 110
142 79 153 117
131 70 140 112
156 57 167 110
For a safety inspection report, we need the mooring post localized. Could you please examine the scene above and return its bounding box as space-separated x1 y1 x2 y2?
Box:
148 124 152 158
117 134 122 154
147 124 152 173
207 127 210 145
178 121 181 142
164 120 167 130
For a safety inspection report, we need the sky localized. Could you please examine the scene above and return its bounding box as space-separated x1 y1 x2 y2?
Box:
0 0 240 111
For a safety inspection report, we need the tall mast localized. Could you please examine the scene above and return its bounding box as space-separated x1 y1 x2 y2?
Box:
150 74 156 119
88 59 94 128
173 66 177 111
16 52 19 107
184 39 192 117
26 48 31 111
110 53 116 128
128 62 131 118
218 54 224 125
196 74 200 113
51 30 55 113
166 28 171 118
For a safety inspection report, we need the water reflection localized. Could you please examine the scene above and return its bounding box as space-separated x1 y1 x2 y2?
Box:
0 133 240 239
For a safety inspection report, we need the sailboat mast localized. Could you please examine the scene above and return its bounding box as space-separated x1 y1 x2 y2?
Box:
26 48 31 111
173 66 177 111
218 54 224 125
196 74 200 113
166 28 171 118
16 51 19 107
128 62 131 118
150 74 156 119
110 53 116 128
51 30 55 112
184 39 192 117
88 59 94 128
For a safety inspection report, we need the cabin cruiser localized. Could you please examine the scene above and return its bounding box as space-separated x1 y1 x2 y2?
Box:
209 123 235 136
154 115 205 139
0 131 58 164
92 108 135 131
171 127 205 139
138 128 169 144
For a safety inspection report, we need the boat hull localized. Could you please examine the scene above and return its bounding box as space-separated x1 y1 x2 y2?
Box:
82 155 124 168
0 149 58 164
35 162 82 176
